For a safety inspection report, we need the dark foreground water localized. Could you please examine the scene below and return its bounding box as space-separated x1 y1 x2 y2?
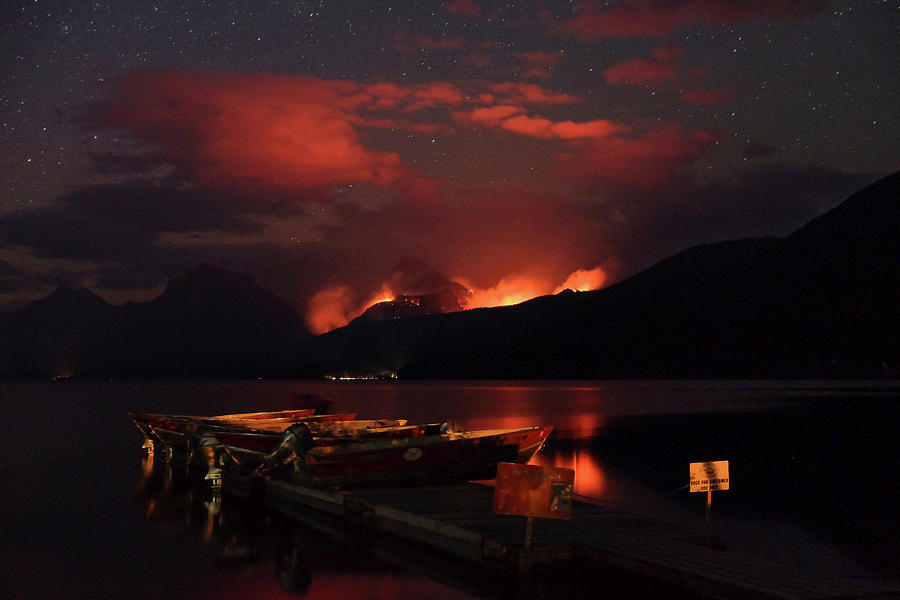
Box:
1 380 897 599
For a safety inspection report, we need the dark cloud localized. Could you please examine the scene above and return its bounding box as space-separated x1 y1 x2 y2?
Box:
0 181 267 260
446 0 481 18
596 165 879 274
0 260 28 294
564 0 828 39
680 88 739 106
0 178 306 292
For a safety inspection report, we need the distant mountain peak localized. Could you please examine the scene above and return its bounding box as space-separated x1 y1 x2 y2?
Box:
386 257 458 296
160 263 275 306
154 263 307 336
27 285 109 312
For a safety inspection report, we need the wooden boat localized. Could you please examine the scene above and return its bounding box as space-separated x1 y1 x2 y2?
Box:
224 424 554 488
213 422 448 452
128 410 407 454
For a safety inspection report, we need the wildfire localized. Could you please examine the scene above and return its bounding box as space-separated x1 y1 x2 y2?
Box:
462 266 607 309
553 267 607 293
306 284 396 335
461 275 548 309
306 265 606 334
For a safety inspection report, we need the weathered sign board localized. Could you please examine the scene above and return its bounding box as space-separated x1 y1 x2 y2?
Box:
690 460 730 493
493 462 575 519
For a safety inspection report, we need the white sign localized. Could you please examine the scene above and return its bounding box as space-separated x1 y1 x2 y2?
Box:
690 460 730 493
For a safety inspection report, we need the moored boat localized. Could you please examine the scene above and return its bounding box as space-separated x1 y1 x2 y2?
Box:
128 410 408 454
224 424 554 488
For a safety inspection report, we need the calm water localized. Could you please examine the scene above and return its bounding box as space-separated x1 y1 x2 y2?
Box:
1 380 897 599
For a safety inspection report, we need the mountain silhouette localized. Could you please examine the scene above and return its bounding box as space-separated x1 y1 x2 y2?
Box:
1 171 897 379
0 264 307 378
292 171 900 379
349 258 472 325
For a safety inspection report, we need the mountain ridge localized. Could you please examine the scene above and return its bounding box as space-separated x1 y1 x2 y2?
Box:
1 170 897 379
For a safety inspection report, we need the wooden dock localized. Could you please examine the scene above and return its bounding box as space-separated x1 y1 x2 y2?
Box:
221 471 899 600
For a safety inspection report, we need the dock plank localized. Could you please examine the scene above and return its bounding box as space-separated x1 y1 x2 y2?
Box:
221 471 899 600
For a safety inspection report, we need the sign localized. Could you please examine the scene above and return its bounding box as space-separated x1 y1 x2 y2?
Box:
690 460 730 493
493 462 575 519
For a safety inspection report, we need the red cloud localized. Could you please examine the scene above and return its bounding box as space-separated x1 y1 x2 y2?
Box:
501 115 628 139
604 57 679 85
99 71 405 190
520 51 565 80
392 32 467 52
681 88 738 106
447 0 481 17
557 124 718 188
486 82 578 105
604 43 710 86
97 71 492 191
565 0 827 39
455 105 525 125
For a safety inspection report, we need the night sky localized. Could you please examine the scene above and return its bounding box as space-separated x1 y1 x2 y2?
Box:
2 1 897 332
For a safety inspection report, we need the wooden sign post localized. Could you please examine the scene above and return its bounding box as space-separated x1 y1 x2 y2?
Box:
494 462 575 549
690 460 729 540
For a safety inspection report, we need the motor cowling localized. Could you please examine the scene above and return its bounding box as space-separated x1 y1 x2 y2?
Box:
259 423 315 476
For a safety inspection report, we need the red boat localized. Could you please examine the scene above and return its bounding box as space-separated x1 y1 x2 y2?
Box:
213 422 446 452
129 410 407 455
225 424 554 488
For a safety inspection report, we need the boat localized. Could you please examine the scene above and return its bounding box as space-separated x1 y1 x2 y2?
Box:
130 410 553 489
129 410 407 455
212 422 449 452
224 423 554 488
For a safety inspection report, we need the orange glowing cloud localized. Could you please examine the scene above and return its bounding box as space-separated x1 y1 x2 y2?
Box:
603 43 710 86
100 71 406 190
486 82 578 105
456 105 526 125
500 115 628 139
564 0 827 39
558 123 718 188
98 71 584 193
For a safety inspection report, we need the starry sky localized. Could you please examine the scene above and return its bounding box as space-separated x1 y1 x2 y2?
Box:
1 1 897 331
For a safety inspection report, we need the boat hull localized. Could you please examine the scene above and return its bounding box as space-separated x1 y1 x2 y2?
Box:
295 426 553 488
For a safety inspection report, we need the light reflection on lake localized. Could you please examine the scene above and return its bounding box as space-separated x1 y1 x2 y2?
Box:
0 379 897 599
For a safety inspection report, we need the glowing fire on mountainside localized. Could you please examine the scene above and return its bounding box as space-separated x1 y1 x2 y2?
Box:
305 263 606 335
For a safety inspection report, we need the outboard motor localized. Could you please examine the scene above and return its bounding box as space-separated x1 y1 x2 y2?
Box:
259 422 315 477
198 433 224 491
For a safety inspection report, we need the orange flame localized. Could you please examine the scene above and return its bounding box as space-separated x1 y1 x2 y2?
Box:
306 284 395 335
463 266 606 309
461 275 550 309
553 267 607 293
306 266 606 334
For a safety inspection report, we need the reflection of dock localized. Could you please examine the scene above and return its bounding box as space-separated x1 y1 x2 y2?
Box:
224 472 899 600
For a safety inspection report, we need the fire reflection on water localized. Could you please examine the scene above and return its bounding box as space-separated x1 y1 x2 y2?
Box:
532 445 607 501
465 411 610 501
131 454 477 599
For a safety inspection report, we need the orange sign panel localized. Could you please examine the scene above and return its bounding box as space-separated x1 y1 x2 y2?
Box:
493 462 575 519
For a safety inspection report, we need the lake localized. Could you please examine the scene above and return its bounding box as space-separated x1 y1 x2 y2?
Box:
1 380 897 599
